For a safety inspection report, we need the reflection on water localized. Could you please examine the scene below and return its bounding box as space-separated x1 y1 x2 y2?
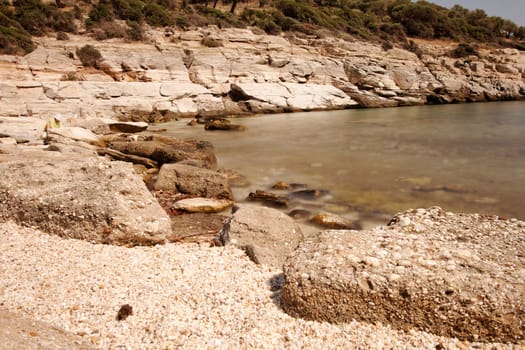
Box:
160 101 525 222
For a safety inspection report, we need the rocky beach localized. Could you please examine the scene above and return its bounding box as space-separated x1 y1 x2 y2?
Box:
0 24 524 349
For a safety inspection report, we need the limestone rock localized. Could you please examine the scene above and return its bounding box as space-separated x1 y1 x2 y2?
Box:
281 207 525 343
154 163 233 200
220 204 303 269
47 127 101 145
0 308 95 350
173 197 233 213
310 212 361 230
0 158 171 246
108 135 217 169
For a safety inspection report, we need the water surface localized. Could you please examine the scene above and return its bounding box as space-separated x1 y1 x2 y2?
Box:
161 101 525 222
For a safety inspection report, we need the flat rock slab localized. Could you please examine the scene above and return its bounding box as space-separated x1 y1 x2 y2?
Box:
221 204 303 269
0 158 171 246
0 308 96 350
173 197 233 213
281 207 525 343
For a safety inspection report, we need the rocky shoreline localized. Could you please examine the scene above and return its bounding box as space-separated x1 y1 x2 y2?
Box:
0 27 524 121
0 27 524 348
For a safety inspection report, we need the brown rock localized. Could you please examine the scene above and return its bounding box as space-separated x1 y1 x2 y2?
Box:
108 135 217 169
204 118 245 131
248 190 289 208
154 163 233 200
282 207 525 343
310 212 361 230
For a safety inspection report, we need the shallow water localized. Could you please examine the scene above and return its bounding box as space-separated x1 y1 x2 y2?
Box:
160 101 525 223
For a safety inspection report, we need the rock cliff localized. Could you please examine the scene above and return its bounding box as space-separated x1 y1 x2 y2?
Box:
0 27 523 120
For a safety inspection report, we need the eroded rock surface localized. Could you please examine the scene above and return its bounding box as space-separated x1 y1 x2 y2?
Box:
281 207 525 343
154 163 233 200
0 158 171 246
221 204 303 269
0 28 522 120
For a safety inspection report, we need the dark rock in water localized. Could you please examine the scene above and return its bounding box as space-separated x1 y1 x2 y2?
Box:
310 212 361 230
217 168 250 187
154 163 233 200
248 190 289 208
107 134 217 169
288 209 312 220
272 181 290 190
289 183 308 190
204 118 245 131
289 189 329 200
220 204 303 269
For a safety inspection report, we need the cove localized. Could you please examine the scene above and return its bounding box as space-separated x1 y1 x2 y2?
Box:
161 101 525 224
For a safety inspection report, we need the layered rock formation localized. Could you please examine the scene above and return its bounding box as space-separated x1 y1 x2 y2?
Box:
0 27 523 121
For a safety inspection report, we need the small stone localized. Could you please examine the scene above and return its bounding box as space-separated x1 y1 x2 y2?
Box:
116 304 133 321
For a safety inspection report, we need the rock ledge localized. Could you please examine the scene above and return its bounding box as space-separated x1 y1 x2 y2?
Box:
281 207 525 343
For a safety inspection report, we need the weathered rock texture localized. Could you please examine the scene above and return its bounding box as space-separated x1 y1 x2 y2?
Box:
154 163 233 200
281 207 525 343
0 308 96 350
221 204 303 269
0 28 523 120
0 158 171 245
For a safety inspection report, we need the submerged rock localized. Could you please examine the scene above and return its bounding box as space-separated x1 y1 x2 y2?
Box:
281 207 525 343
309 212 361 230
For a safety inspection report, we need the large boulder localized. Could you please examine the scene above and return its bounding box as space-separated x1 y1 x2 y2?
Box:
0 158 171 246
281 207 525 343
220 204 303 269
107 135 217 169
0 308 95 350
154 163 233 200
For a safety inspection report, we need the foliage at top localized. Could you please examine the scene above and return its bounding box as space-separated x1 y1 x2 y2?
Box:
1 0 525 55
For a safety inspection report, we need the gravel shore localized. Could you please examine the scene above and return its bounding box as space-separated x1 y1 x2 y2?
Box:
0 221 520 349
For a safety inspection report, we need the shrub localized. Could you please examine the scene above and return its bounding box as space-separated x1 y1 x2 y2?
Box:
56 31 69 40
144 3 173 27
127 20 143 41
403 40 423 59
91 20 127 40
76 44 102 68
61 72 83 81
201 36 223 47
449 42 479 58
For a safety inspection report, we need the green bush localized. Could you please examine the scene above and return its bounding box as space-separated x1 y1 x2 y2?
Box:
127 20 144 41
144 3 173 27
76 44 102 68
449 42 479 58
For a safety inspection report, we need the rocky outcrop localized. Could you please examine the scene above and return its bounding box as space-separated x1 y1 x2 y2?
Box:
106 134 217 169
281 207 525 343
0 158 172 246
154 163 233 200
220 204 303 269
0 28 522 121
0 308 96 350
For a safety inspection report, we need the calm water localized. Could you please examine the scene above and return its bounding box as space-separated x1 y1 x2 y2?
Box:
161 101 525 222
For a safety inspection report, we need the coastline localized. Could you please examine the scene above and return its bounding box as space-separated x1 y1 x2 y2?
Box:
0 27 524 348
